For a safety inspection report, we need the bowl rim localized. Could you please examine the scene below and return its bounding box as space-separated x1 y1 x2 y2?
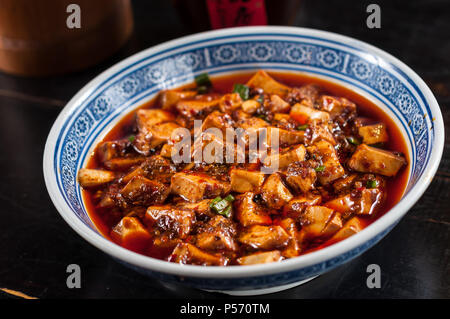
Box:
43 26 444 278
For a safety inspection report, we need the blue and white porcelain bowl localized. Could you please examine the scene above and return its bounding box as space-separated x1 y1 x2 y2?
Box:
43 27 444 295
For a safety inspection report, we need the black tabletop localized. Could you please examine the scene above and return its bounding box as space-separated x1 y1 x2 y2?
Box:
0 0 449 299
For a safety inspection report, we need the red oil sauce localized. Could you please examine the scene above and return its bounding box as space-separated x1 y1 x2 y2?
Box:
82 71 410 258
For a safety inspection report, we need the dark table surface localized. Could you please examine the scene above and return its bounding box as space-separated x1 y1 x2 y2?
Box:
0 0 448 299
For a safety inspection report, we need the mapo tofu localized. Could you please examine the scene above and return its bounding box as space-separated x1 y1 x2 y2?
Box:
78 71 408 266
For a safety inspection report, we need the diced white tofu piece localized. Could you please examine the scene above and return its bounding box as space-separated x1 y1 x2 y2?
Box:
120 176 169 206
285 161 317 193
96 141 126 163
348 144 406 176
230 169 265 193
307 122 336 145
176 199 213 218
135 121 182 155
237 251 283 265
270 94 290 113
306 140 345 184
263 144 306 170
159 90 197 110
238 225 290 250
246 70 291 97
326 187 384 215
219 93 242 113
241 99 260 114
290 103 330 124
103 157 145 171
273 113 290 122
170 172 230 202
262 127 305 147
235 192 272 226
286 84 320 107
169 243 228 266
330 217 364 241
358 123 389 145
319 95 356 119
145 206 195 239
110 217 151 252
279 218 303 258
77 168 115 188
321 212 343 237
284 194 322 220
191 132 245 165
332 174 358 193
194 215 237 252
175 99 219 119
200 111 234 132
261 173 293 209
136 109 175 128
300 206 341 238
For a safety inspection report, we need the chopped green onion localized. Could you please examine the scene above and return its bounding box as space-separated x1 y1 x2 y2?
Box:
315 165 325 172
297 124 308 131
197 85 208 94
224 194 235 202
257 114 268 121
366 180 379 188
194 73 211 87
209 196 222 207
256 94 264 105
209 195 234 217
128 135 135 143
219 205 232 218
233 83 250 100
347 137 361 145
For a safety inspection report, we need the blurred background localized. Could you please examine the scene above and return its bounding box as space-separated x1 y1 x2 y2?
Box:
0 0 448 299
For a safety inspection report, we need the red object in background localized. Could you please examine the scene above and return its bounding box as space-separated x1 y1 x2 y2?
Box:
206 0 267 29
172 0 302 33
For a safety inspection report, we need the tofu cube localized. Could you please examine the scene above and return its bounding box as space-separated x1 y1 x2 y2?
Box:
290 103 330 124
159 90 197 110
145 206 195 239
77 168 115 188
111 217 151 252
270 94 291 113
261 173 293 209
307 140 345 184
169 243 228 266
235 192 272 227
170 172 230 202
348 144 406 176
237 251 283 265
263 144 306 170
330 217 364 241
358 123 389 145
285 161 317 193
119 176 169 206
300 206 340 238
238 225 290 250
246 70 291 97
230 169 265 193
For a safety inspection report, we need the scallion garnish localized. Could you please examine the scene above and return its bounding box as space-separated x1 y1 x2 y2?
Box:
315 165 325 172
194 73 211 88
366 180 379 188
209 195 235 218
347 136 361 145
297 124 308 131
197 85 208 94
128 135 135 143
233 83 250 100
